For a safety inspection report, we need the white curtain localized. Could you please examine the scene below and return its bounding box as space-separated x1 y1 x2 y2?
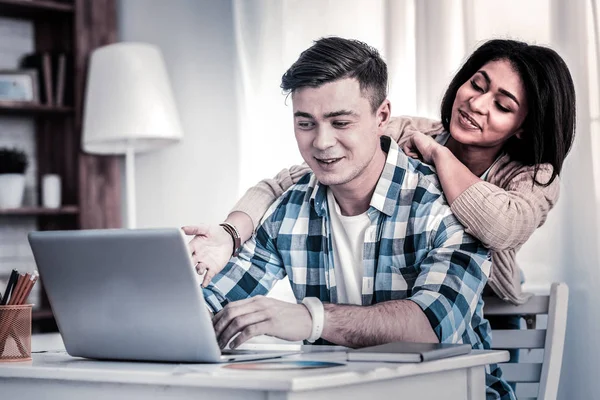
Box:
232 0 468 195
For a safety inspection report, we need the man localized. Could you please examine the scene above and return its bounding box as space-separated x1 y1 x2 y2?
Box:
201 37 513 400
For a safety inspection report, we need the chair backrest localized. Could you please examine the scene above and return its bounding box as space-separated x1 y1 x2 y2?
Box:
483 282 569 400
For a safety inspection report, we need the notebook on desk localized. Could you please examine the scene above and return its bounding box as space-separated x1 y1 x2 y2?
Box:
346 341 472 363
28 228 297 363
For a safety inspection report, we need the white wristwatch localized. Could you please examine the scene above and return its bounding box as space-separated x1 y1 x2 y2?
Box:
302 297 324 343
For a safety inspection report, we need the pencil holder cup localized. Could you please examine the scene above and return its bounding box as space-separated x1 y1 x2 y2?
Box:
0 304 32 362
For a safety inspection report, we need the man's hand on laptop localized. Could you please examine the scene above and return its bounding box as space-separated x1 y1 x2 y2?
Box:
182 224 232 287
213 296 312 349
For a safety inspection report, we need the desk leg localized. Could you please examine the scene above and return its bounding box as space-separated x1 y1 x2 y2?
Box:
467 366 486 400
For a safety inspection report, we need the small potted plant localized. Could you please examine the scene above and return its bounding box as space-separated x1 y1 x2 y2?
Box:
0 147 28 208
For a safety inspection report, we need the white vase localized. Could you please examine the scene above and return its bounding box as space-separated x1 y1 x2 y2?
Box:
42 174 61 208
0 174 26 208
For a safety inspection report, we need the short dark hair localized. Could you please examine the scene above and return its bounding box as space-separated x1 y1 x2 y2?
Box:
281 37 387 113
440 39 576 186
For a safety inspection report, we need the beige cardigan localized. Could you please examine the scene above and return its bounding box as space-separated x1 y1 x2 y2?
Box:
231 116 560 305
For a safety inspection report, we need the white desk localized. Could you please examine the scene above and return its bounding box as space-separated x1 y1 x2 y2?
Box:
0 334 508 400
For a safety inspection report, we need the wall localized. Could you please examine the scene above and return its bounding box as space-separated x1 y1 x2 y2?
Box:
117 0 239 228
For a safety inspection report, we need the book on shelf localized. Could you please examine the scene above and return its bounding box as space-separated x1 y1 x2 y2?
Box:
54 53 66 106
53 52 73 106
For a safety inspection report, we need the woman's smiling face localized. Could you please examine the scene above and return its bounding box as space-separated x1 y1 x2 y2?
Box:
450 59 528 150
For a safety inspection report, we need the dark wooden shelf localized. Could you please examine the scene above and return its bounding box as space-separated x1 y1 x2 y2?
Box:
0 206 79 216
0 0 74 19
0 101 73 116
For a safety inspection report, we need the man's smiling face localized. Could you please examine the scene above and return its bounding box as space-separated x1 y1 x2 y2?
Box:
292 78 383 188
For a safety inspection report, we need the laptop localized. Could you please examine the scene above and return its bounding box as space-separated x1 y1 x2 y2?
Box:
28 228 297 363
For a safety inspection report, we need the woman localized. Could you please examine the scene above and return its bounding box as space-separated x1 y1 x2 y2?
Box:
184 39 576 307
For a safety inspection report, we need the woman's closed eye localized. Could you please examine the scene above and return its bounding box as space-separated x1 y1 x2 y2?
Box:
471 79 485 93
495 102 511 113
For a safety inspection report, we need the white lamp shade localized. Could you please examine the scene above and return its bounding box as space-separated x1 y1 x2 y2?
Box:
83 42 183 155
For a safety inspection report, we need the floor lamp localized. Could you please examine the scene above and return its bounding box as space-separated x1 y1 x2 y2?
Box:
82 43 183 228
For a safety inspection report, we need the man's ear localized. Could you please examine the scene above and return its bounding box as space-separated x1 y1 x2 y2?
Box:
376 99 391 135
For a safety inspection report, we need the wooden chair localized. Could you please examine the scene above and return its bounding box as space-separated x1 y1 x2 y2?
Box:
483 282 569 400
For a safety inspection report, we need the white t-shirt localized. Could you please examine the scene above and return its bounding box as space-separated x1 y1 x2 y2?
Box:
326 189 371 305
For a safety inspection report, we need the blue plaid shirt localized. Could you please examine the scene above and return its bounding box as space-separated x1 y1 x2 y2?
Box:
204 136 514 400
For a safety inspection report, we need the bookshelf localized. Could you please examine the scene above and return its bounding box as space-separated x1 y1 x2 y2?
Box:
0 0 74 18
0 0 121 332
0 101 74 116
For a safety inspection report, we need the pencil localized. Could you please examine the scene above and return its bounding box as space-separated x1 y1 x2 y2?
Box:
17 274 38 305
0 270 18 305
6 274 23 306
8 274 28 306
